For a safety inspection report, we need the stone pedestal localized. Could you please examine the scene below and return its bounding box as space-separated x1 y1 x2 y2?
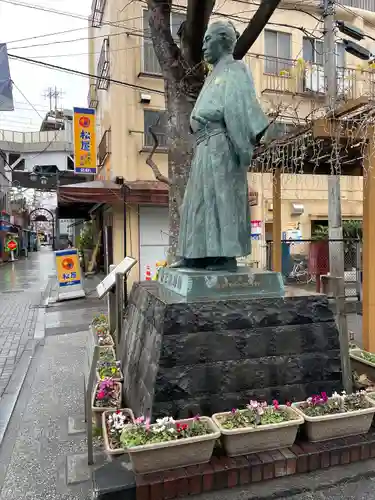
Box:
120 282 342 419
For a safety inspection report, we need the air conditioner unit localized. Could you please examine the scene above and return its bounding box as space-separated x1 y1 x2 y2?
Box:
305 65 325 93
291 203 304 215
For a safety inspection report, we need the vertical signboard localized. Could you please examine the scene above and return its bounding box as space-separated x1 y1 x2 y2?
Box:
73 107 97 175
55 249 85 301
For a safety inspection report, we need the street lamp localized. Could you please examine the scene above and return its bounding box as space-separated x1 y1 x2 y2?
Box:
40 176 48 186
29 172 38 182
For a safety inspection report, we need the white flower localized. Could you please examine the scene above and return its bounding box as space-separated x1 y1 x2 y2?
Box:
168 428 176 434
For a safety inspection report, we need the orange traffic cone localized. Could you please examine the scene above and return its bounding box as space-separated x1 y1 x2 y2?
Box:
145 265 152 281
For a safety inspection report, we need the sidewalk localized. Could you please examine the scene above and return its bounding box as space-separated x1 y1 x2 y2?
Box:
0 273 107 500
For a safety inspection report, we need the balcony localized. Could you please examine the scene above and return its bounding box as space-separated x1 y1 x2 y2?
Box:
96 38 110 90
91 0 106 27
257 56 375 100
98 129 111 167
87 84 98 109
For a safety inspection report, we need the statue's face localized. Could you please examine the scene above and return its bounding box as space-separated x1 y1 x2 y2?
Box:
202 26 227 65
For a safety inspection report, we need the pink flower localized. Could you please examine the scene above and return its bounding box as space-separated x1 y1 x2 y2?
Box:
286 401 291 407
97 390 105 400
135 416 145 424
321 392 328 402
194 414 201 421
145 417 151 431
272 399 280 409
231 408 237 414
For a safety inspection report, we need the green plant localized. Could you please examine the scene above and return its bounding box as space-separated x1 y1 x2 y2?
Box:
99 349 115 361
77 222 94 250
360 350 375 364
98 360 121 379
93 313 108 326
218 400 294 430
298 391 371 417
120 416 212 448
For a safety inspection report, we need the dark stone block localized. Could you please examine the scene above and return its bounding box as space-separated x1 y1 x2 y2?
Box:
120 282 342 418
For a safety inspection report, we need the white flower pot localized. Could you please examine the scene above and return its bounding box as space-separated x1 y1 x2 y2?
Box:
212 406 303 457
102 409 135 455
124 417 220 474
92 381 122 426
293 396 375 442
350 349 375 382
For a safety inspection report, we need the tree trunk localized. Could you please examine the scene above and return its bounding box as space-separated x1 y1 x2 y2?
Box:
165 77 202 261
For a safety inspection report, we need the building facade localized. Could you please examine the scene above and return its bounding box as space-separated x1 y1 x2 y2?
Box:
88 0 372 281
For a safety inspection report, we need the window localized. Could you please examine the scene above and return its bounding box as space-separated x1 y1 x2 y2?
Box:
91 0 107 27
303 38 345 68
264 30 292 74
143 10 186 74
96 38 110 90
144 110 167 148
303 38 324 65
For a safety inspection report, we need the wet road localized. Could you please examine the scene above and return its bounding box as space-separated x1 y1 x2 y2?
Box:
0 247 55 397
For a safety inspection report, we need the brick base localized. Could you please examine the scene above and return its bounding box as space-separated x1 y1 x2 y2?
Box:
92 429 375 500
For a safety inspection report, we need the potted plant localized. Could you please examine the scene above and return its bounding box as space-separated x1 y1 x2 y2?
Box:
98 347 116 361
92 378 122 425
350 348 375 382
93 324 114 348
212 400 303 457
102 409 135 455
120 415 220 474
97 359 123 382
92 313 108 327
293 391 375 442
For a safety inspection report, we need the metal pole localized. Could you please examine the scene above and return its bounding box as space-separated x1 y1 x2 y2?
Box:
122 185 128 306
115 272 124 352
108 264 116 336
323 0 351 393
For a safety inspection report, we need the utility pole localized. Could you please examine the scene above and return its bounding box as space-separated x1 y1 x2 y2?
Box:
323 0 351 393
323 0 345 278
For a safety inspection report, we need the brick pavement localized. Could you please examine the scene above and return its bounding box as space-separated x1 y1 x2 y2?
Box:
0 247 55 397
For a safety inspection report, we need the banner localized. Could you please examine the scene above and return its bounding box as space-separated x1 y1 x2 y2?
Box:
73 107 97 175
55 249 82 287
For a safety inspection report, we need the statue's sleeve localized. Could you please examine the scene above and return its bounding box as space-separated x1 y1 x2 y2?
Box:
224 63 269 168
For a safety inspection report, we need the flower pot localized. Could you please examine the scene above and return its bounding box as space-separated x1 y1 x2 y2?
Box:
124 417 220 474
102 409 135 455
350 349 375 382
89 325 115 350
212 406 303 457
293 397 375 442
92 381 122 426
96 367 124 383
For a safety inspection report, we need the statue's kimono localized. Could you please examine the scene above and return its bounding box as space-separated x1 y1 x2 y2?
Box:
177 54 268 259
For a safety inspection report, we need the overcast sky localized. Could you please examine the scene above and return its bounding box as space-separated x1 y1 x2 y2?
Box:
0 0 91 131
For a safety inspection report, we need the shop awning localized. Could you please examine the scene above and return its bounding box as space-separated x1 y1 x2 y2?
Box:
58 179 257 207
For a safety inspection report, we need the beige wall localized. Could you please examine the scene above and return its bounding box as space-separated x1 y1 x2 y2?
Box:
90 0 370 281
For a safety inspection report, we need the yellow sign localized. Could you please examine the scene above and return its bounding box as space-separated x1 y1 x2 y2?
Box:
73 107 97 175
55 249 82 288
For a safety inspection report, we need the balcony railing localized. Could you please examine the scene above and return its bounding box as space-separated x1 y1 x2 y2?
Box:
91 0 106 27
97 38 110 90
252 55 375 100
87 84 98 109
98 129 111 166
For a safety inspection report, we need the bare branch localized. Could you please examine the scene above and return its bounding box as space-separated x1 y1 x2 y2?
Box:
146 122 182 213
146 124 171 186
233 0 282 60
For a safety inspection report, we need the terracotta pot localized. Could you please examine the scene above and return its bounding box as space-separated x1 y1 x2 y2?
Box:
102 409 135 455
212 406 303 457
123 417 220 474
293 397 375 442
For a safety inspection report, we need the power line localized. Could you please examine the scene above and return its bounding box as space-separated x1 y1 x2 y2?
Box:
6 26 88 46
7 53 165 95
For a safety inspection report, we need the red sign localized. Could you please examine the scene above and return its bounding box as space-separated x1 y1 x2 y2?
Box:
79 116 90 128
6 239 17 251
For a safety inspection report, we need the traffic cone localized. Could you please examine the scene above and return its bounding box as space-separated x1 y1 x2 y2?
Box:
145 265 152 281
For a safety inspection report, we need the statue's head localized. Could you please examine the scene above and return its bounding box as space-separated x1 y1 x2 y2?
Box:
203 21 238 65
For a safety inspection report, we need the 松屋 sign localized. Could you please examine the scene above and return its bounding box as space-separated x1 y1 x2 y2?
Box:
73 107 97 175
